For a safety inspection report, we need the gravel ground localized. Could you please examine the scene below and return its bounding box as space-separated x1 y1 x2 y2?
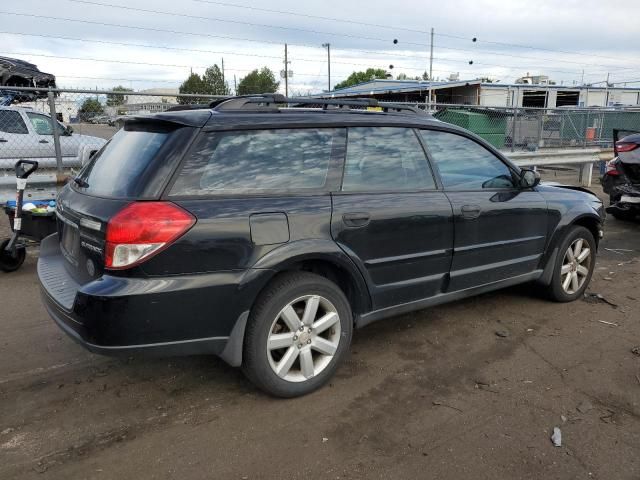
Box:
1 177 639 480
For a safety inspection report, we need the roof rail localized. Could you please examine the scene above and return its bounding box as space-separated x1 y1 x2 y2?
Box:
211 94 424 115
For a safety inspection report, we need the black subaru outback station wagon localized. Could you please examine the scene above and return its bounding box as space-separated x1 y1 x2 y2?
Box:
39 95 605 397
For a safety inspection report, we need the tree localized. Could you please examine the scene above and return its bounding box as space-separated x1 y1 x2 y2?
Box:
106 85 133 106
78 98 104 121
333 68 389 90
237 67 279 95
202 65 230 96
396 73 409 80
178 72 208 104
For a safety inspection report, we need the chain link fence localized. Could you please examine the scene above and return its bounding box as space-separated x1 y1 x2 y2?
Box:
2 86 639 199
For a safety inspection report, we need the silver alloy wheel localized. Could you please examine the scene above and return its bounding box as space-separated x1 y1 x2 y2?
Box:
266 295 341 383
560 237 591 294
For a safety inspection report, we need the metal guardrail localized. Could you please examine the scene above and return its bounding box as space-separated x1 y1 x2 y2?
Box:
507 148 614 187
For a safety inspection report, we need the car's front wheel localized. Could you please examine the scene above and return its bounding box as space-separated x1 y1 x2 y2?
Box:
242 272 353 397
547 226 596 302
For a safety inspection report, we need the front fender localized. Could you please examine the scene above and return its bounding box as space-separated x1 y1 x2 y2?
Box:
537 208 603 285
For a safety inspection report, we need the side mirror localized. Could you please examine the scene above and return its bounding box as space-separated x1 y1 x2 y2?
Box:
66 125 74 136
520 168 540 188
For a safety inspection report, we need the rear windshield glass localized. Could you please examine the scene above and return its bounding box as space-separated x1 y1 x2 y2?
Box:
170 128 342 196
75 129 167 198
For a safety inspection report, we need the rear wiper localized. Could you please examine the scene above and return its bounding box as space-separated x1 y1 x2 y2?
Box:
73 176 89 188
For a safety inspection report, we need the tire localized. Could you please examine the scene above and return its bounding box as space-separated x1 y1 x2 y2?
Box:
0 239 26 272
242 271 353 398
546 226 596 302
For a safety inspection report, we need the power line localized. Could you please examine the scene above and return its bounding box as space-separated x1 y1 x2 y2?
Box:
189 0 428 34
186 0 639 67
435 32 636 65
66 0 425 46
2 10 635 80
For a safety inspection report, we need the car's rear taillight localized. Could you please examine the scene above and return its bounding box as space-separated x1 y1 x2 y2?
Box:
605 159 622 176
605 158 622 177
615 141 639 153
105 202 195 270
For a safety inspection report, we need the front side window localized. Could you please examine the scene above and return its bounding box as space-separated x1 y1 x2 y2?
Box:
26 112 65 135
342 127 435 192
420 130 515 190
170 128 342 195
0 110 28 134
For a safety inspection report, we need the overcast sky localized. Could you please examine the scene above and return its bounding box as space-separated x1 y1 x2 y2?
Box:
1 0 638 94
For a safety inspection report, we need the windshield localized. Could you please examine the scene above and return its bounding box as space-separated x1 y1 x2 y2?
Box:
74 128 168 198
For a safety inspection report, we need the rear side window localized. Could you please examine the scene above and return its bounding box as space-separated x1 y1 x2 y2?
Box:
0 110 28 134
75 128 168 198
342 127 435 192
420 130 515 190
170 128 342 195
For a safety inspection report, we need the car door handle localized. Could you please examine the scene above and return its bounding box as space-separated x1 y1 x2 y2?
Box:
461 205 481 219
0 138 7 143
343 212 370 228
39 139 49 144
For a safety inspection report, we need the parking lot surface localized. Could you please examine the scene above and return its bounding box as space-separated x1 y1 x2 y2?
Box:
1 181 639 479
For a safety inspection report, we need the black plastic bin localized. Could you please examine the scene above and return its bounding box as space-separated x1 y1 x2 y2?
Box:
4 205 57 241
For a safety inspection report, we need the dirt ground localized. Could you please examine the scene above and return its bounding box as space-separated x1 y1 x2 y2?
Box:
1 174 639 480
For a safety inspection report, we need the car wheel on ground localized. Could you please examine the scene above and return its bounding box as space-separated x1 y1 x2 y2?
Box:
242 272 353 397
547 226 596 302
0 239 26 272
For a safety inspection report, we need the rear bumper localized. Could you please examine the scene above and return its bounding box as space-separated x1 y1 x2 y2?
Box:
38 234 264 361
41 290 229 357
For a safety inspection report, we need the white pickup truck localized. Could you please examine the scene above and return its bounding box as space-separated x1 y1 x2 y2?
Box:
0 106 107 200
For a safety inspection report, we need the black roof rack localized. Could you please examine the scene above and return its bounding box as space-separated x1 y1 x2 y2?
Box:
210 94 424 115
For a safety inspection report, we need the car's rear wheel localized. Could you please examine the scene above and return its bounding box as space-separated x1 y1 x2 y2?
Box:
547 226 596 302
242 272 352 397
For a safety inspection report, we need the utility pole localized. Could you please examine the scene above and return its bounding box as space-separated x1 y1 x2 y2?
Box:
580 69 584 85
284 43 289 97
322 43 331 92
234 74 237 96
427 27 434 112
429 27 434 80
221 57 225 88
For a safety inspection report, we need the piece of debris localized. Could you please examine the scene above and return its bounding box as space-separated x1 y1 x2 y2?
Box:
597 320 619 327
583 293 618 308
561 415 568 423
576 400 594 414
551 427 562 447
604 248 633 254
631 346 640 357
635 374 640 386
322 437 328 443
526 328 534 332
603 277 613 281
432 401 463 413
495 330 510 338
1 428 14 435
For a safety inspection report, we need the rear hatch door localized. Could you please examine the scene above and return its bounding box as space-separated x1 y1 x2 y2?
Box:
56 121 199 284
